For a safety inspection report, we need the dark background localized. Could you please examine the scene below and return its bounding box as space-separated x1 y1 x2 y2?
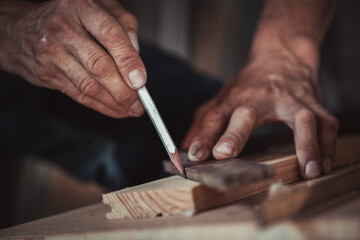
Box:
1 0 359 229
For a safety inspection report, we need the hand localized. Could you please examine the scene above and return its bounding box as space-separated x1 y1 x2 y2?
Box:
0 0 145 118
182 50 339 179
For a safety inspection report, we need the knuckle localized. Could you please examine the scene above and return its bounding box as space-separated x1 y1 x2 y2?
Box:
295 109 315 124
45 13 68 35
87 52 113 77
117 53 141 71
99 18 121 37
78 75 102 97
234 106 257 119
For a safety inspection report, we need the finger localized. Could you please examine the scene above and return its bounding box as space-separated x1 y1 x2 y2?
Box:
213 106 258 159
38 69 125 118
78 3 146 89
307 103 339 174
293 108 321 179
187 107 231 162
63 82 126 119
181 100 218 150
62 33 144 115
54 53 145 117
99 0 139 52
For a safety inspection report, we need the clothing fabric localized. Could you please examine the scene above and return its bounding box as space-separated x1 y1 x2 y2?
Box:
0 42 221 191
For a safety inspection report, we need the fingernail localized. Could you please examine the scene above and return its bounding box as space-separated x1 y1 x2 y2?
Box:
215 142 233 156
130 99 143 114
188 142 206 161
305 160 320 178
322 158 332 174
128 69 145 89
127 31 140 53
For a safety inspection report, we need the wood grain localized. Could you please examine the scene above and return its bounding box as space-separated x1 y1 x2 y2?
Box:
164 134 360 190
2 190 360 240
105 134 360 220
258 164 360 224
164 153 274 191
103 156 299 220
103 176 200 219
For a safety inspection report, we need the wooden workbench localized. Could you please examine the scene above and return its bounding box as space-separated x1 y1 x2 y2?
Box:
1 189 359 240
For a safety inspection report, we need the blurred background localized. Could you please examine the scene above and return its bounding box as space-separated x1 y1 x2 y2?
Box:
122 0 360 115
1 0 359 229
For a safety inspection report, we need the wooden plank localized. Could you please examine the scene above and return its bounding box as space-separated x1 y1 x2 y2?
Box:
105 135 360 220
2 191 360 240
102 170 298 220
163 152 275 191
258 164 360 224
164 153 297 191
164 134 360 190
103 176 200 219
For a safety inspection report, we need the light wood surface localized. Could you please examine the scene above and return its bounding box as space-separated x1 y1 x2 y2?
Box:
1 191 359 240
258 164 360 224
105 135 360 220
163 152 274 191
103 155 299 220
164 134 360 189
103 176 200 219
1 134 359 239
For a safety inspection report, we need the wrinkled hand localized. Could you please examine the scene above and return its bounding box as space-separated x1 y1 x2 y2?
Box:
182 51 339 179
2 0 145 118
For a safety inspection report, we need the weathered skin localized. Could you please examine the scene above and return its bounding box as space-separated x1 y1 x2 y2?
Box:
182 0 339 180
0 0 146 118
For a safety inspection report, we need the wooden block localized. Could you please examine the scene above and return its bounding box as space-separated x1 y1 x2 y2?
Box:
104 134 360 220
164 134 360 191
103 169 297 220
103 176 200 219
2 196 360 240
258 164 360 224
163 152 274 191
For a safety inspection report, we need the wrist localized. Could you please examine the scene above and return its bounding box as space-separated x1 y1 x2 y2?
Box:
249 23 320 72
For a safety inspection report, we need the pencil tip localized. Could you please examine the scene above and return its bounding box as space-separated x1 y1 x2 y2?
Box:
182 172 187 179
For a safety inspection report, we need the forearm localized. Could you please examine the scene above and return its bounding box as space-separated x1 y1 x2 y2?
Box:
250 0 337 69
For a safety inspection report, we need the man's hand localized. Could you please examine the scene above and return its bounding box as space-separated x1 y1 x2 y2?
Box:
182 0 339 179
182 51 339 179
0 0 145 118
